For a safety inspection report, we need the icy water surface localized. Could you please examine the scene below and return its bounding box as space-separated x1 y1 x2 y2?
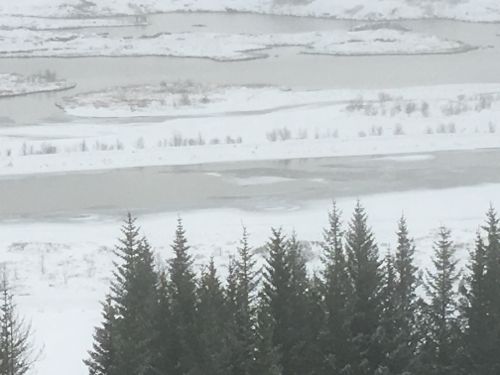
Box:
0 13 499 124
0 148 499 218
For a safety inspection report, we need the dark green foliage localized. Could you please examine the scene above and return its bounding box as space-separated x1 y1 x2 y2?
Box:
421 227 461 375
0 275 36 375
85 205 500 375
197 259 230 375
226 228 259 375
85 297 117 375
385 216 421 375
87 213 159 375
168 218 200 375
319 202 353 374
345 201 383 375
461 208 500 375
261 229 314 375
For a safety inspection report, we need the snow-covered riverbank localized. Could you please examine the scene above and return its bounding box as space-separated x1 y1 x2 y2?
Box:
0 83 499 177
2 0 500 22
0 72 75 98
0 26 471 60
0 15 147 30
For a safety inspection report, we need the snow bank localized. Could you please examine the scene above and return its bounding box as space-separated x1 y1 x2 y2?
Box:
0 73 75 98
0 27 470 59
1 0 500 22
0 15 147 30
1 84 500 177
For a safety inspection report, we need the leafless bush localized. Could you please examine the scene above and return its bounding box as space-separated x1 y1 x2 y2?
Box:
489 122 497 133
266 127 292 142
393 124 405 135
405 102 417 115
370 125 383 136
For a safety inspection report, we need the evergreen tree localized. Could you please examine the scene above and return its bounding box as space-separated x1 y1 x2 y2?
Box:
461 207 500 374
168 218 200 375
286 234 315 375
345 201 383 375
87 214 159 375
378 252 397 375
227 228 259 375
85 297 117 375
389 216 421 375
197 259 230 375
320 202 353 374
254 290 282 375
422 227 461 375
0 274 36 375
152 271 174 375
261 228 292 375
261 229 313 375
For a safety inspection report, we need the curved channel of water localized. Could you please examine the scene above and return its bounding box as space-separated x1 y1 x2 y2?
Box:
0 13 498 125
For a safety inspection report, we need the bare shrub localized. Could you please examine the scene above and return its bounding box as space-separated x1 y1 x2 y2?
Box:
393 124 405 135
370 125 383 136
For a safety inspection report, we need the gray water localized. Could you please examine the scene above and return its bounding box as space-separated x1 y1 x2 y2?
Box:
0 13 499 125
1 149 499 218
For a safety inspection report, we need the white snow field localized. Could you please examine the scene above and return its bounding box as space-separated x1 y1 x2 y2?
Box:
0 73 75 98
0 83 499 177
0 26 471 60
2 0 500 22
3 184 500 375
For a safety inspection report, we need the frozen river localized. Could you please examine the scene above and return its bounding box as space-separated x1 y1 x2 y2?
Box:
1 148 499 218
1 13 499 219
0 13 499 124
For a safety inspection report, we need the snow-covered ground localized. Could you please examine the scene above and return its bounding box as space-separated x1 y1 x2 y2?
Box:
3 183 499 375
0 26 470 60
1 0 500 22
0 73 75 98
0 83 498 177
0 15 147 30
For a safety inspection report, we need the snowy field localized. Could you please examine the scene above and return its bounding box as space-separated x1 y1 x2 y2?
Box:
0 26 470 60
1 0 500 22
0 83 498 177
0 73 75 98
3 183 499 375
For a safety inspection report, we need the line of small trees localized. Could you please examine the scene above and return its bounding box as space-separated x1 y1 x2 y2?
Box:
86 202 500 375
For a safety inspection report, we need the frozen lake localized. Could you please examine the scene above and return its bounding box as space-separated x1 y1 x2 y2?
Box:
0 13 499 124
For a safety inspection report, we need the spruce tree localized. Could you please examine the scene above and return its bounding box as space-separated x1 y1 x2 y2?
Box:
168 218 200 375
378 252 397 375
320 202 353 374
254 290 282 375
0 274 36 375
87 214 159 375
261 229 313 375
345 201 383 375
85 296 117 375
286 234 315 375
227 228 259 375
153 270 174 375
422 227 461 375
461 207 500 374
390 216 421 374
261 228 291 375
197 259 229 375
